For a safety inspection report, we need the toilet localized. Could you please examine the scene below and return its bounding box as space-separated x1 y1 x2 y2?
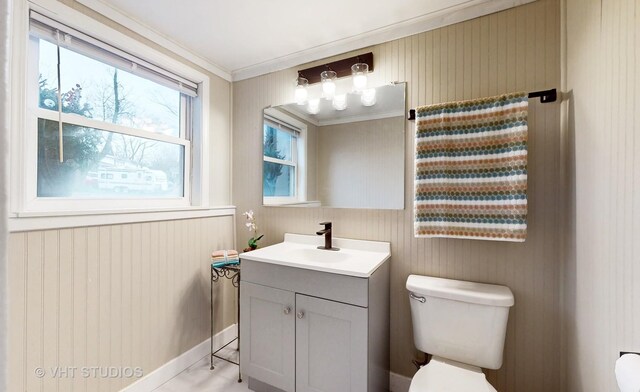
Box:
406 275 515 391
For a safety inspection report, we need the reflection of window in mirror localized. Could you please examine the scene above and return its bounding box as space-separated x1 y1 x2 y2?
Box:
263 109 307 205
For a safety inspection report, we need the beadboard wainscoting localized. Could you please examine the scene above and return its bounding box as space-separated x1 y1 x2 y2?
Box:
232 0 563 391
565 0 640 390
7 215 237 392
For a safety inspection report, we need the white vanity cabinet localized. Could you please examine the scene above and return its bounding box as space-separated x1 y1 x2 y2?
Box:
294 294 368 392
241 282 296 391
239 234 390 392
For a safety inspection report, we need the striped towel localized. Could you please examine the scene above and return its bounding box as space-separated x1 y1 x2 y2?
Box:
414 92 528 242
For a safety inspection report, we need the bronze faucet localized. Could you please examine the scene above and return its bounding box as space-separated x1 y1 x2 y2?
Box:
316 222 339 251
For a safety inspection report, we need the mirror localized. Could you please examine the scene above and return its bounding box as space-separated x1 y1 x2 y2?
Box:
262 82 405 209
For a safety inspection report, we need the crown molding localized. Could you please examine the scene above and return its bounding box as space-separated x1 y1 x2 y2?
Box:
76 0 233 81
231 0 536 81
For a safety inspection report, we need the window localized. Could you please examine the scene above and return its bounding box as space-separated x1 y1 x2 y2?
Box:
262 111 307 204
21 11 205 212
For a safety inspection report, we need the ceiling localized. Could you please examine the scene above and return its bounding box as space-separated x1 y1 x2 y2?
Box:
78 0 535 81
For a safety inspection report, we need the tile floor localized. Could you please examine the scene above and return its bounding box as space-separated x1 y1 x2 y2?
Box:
153 343 249 392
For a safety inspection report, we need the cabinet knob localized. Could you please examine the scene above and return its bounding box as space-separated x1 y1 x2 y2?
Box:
284 306 291 315
297 311 305 319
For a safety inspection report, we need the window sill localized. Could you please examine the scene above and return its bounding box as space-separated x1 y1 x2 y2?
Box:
8 205 236 232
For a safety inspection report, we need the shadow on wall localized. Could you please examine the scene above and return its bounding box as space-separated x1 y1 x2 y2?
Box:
176 270 216 356
564 90 579 392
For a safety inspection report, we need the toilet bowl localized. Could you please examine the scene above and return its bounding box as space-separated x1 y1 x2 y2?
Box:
409 357 496 392
406 275 514 391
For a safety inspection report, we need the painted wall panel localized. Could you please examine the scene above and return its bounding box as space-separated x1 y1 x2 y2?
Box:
7 216 236 391
565 0 640 390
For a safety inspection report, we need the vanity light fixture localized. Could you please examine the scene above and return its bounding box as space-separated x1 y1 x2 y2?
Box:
351 62 368 91
321 70 337 100
361 88 376 106
295 52 374 113
307 98 320 114
332 94 347 111
295 75 309 105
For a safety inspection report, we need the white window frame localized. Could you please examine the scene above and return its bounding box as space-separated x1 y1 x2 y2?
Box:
262 108 307 206
9 0 212 219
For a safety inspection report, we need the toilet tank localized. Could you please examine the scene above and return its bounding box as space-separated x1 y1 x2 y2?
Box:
406 275 514 370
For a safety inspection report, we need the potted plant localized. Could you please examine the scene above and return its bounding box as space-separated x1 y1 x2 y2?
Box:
243 210 264 252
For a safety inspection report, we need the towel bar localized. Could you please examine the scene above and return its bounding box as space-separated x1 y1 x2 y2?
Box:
407 88 558 120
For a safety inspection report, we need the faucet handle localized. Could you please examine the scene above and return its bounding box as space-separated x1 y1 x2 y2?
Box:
319 221 332 229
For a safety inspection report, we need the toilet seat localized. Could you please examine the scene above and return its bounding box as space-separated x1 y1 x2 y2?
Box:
409 357 497 392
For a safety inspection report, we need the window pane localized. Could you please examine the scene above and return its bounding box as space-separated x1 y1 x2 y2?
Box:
263 124 294 161
37 119 184 198
38 39 59 111
263 162 294 197
37 38 181 137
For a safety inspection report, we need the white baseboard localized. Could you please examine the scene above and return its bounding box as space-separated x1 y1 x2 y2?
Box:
390 371 412 392
121 324 237 392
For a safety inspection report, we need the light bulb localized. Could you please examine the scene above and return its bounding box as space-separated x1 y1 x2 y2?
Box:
295 76 308 105
353 74 367 90
295 85 308 105
351 63 369 91
332 94 347 111
361 88 376 107
322 81 336 100
321 70 337 100
307 98 320 114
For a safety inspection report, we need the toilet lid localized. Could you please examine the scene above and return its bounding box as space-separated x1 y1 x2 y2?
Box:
409 357 497 392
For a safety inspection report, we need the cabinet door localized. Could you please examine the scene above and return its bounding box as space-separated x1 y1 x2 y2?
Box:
241 282 296 392
295 294 368 392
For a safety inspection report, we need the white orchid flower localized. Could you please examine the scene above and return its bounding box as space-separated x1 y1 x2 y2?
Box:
242 209 262 249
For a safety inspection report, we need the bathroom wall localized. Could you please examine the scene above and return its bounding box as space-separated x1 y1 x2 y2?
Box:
8 217 236 392
7 1 236 391
316 116 404 209
233 0 563 390
565 0 640 390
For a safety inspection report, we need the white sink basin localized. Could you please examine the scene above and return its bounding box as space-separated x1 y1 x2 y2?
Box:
285 247 350 264
240 233 390 277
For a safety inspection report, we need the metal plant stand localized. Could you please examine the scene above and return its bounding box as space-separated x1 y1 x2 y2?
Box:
210 263 241 382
